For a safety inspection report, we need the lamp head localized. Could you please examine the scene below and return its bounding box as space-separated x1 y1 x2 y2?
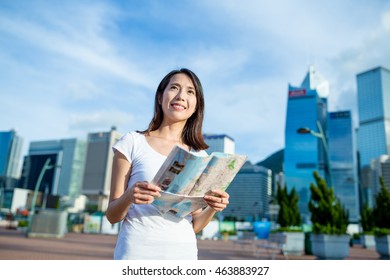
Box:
297 127 311 134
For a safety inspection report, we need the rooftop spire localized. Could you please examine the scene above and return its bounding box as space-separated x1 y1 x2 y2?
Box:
300 65 329 98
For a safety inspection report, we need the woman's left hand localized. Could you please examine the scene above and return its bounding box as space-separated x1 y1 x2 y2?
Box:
203 189 229 212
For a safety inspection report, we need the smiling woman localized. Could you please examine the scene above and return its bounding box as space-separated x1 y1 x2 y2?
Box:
158 73 198 127
105 68 231 260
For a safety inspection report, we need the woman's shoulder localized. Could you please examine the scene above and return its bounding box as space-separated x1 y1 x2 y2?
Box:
112 131 146 162
113 131 146 151
119 131 144 142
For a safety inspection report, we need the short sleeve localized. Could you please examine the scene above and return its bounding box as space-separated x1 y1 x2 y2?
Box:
112 132 134 163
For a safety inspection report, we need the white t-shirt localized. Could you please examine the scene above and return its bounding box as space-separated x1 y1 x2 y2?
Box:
112 131 207 260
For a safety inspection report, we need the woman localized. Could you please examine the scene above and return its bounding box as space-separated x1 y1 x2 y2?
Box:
106 68 229 260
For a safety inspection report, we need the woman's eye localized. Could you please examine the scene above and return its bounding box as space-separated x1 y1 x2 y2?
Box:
188 91 195 95
171 85 178 90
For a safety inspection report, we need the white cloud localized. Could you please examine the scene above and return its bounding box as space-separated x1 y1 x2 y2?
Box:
1 0 390 163
325 8 390 111
0 4 152 89
382 10 390 31
69 110 135 134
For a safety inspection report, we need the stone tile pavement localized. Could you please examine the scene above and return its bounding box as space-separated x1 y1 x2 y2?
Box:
0 226 381 260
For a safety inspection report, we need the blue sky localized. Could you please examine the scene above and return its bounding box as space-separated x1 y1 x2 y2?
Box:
1 0 390 163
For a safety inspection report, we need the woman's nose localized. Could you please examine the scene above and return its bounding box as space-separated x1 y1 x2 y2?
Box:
175 90 185 100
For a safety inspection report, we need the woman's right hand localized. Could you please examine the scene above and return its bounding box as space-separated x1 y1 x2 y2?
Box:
127 181 161 204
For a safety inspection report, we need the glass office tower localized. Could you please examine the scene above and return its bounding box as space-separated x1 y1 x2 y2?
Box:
357 66 390 168
0 129 23 189
328 111 359 222
284 66 329 221
357 66 390 207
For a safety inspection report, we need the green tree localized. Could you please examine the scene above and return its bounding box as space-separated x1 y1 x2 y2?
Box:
360 204 374 233
308 171 349 235
276 183 302 228
373 177 390 232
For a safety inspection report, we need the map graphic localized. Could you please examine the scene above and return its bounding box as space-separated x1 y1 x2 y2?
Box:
152 145 247 217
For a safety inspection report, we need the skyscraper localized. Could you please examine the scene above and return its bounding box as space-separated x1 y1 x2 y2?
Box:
328 111 359 222
357 66 390 206
82 126 121 211
0 129 23 189
284 66 329 221
357 66 390 167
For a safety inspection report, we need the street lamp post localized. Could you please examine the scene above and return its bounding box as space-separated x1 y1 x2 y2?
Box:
26 158 54 237
297 120 333 188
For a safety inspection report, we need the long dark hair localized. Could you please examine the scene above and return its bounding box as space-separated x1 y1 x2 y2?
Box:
138 68 208 151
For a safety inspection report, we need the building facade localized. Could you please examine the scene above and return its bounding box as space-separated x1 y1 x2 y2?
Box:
328 111 360 222
357 66 390 168
82 127 122 211
203 134 235 154
370 155 390 201
0 129 23 189
20 138 86 201
224 161 271 221
256 149 284 197
284 66 329 221
357 66 390 207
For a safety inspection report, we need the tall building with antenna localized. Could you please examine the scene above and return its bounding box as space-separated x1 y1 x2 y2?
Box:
284 66 329 221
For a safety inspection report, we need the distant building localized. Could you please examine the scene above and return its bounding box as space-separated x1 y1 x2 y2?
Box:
20 138 86 201
274 172 285 192
82 127 121 212
328 111 360 222
370 155 390 201
1 188 31 213
256 149 284 196
284 66 329 221
359 165 373 208
0 129 23 189
203 134 235 154
224 161 271 221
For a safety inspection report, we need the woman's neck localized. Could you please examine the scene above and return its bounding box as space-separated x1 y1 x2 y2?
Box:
148 133 182 144
149 124 184 143
146 125 190 154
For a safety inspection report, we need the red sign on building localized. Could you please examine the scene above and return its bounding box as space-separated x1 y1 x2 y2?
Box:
288 89 306 97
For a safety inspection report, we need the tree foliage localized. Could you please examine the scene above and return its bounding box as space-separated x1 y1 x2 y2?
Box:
276 183 302 228
308 171 349 235
373 177 390 231
360 204 374 233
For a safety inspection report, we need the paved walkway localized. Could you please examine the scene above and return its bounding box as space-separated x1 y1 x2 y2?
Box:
0 226 380 260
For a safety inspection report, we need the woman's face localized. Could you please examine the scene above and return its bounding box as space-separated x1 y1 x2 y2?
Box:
159 73 197 124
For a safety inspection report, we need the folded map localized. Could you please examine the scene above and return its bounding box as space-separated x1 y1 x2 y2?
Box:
151 145 247 217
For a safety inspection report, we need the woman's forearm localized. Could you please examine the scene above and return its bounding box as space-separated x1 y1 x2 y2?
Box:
192 206 217 233
106 191 132 224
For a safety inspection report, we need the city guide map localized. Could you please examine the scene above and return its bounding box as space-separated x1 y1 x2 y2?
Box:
151 145 247 217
